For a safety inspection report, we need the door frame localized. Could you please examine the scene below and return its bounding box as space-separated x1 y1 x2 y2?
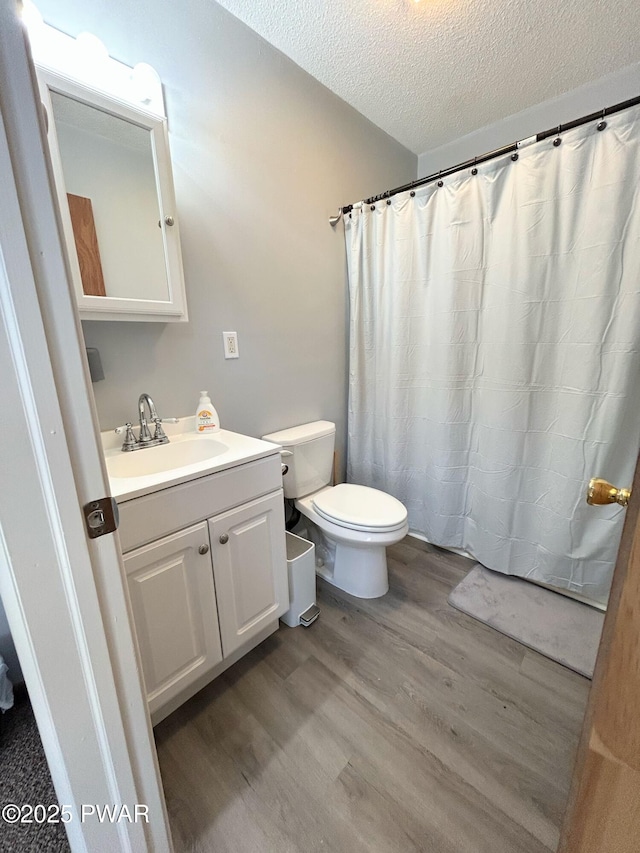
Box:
0 3 172 850
558 453 640 851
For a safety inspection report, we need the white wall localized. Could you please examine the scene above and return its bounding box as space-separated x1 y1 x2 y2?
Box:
55 118 168 301
35 0 416 470
418 63 640 177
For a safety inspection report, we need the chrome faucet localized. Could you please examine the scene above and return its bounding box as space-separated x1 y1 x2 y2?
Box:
138 392 159 444
114 393 179 452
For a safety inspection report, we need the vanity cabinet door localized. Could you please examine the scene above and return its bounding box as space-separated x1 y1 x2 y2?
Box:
209 490 288 658
123 522 222 715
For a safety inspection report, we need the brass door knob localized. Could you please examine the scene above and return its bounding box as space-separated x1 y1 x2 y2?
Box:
587 478 631 507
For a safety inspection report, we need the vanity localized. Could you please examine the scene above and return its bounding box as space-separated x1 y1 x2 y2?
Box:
103 420 288 725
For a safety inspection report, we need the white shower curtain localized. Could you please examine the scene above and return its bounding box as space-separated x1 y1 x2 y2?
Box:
346 106 640 604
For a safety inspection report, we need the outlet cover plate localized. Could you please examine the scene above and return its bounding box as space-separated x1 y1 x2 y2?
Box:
223 331 239 359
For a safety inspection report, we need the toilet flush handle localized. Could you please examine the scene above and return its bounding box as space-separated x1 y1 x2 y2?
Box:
278 449 291 476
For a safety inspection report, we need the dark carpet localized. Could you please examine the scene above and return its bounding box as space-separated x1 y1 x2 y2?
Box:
0 693 70 852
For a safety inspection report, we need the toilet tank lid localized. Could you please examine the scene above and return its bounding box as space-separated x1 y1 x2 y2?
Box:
262 420 335 447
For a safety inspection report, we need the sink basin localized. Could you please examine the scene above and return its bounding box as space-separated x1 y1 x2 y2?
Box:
102 420 282 503
106 435 228 479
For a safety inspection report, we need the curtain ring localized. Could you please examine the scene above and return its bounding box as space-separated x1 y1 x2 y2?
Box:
437 170 444 188
471 156 478 176
597 109 607 132
553 125 562 147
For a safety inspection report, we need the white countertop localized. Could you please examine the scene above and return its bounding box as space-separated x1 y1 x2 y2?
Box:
102 417 281 503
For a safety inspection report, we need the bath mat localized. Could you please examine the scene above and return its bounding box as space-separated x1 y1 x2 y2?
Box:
448 565 605 678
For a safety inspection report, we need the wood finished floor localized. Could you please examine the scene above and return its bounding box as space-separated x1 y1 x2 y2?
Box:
154 537 590 853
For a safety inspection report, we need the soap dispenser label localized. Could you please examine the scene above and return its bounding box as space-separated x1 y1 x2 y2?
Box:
197 409 217 431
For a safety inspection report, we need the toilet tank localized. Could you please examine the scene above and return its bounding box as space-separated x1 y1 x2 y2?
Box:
262 421 336 499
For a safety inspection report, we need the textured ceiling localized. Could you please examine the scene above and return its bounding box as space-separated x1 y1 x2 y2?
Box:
213 0 640 155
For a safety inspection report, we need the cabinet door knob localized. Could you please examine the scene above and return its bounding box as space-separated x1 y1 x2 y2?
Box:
198 544 210 555
219 533 229 544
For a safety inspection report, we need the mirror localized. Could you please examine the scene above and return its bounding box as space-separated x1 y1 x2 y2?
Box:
38 69 188 322
51 91 169 301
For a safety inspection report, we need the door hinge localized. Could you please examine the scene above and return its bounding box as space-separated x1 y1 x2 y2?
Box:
83 496 119 539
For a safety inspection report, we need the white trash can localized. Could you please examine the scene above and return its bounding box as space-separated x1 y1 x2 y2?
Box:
281 532 319 627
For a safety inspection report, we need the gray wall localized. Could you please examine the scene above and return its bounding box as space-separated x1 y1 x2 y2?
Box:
417 62 640 177
36 0 416 469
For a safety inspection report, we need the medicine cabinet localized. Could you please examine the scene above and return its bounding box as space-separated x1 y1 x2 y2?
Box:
36 56 187 322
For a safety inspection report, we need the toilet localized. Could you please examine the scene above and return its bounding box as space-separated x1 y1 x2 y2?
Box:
262 421 408 598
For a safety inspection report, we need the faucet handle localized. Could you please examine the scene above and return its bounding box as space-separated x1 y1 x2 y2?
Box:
115 423 137 451
152 416 178 443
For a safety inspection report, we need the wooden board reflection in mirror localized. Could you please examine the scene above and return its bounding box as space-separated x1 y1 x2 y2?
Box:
66 192 106 297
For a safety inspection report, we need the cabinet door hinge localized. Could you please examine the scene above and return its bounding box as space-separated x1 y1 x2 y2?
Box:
83 496 119 539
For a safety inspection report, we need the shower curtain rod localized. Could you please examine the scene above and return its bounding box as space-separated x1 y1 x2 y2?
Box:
336 93 640 218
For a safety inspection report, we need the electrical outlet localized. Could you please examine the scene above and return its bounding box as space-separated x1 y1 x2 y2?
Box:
223 331 239 359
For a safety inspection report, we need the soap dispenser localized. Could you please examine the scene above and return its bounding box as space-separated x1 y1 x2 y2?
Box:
195 391 220 433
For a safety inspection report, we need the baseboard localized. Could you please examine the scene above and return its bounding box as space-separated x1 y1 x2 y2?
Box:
407 530 474 561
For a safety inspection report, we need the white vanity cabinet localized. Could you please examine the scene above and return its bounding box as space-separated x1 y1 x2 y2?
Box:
115 451 288 724
123 522 223 717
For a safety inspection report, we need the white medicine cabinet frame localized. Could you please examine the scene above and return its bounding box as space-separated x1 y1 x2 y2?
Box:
34 27 188 321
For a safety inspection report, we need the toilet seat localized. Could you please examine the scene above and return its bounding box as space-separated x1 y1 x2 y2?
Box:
312 484 407 533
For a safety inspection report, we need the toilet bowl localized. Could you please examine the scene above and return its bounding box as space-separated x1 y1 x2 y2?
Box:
296 484 408 598
262 422 408 599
